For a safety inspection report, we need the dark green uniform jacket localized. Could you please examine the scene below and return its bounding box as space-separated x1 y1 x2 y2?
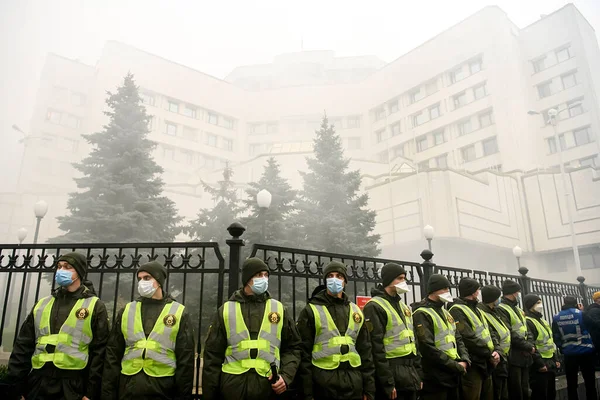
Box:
496 297 534 368
7 283 109 400
101 294 196 400
362 285 422 398
412 298 470 390
297 288 376 400
202 289 302 400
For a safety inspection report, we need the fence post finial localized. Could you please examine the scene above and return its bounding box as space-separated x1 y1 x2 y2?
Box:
420 249 435 296
577 276 589 306
226 222 246 297
518 266 530 295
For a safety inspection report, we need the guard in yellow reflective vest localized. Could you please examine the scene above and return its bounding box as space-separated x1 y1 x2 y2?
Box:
477 285 511 400
363 263 422 400
202 257 302 400
7 251 109 400
102 261 195 400
413 274 470 400
523 294 560 400
449 278 499 400
297 261 376 400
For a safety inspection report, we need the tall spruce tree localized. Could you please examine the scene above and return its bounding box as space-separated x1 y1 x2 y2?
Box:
241 157 297 246
297 114 381 256
185 164 241 246
52 73 181 243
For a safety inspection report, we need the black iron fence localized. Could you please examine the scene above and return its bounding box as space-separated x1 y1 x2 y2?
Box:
1 222 599 397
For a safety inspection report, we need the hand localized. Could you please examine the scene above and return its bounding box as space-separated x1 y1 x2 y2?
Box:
420 382 424 390
458 361 468 372
270 376 287 395
530 347 536 354
539 366 548 372
390 388 397 399
556 362 561 369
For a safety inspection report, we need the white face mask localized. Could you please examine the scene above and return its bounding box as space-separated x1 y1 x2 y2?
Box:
395 281 410 294
534 303 543 313
138 279 158 298
439 292 454 303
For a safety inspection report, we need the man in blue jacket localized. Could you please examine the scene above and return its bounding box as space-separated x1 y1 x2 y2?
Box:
552 296 597 400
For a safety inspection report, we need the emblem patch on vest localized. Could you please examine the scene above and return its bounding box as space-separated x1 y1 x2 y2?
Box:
268 312 281 324
447 315 454 324
353 312 362 323
164 314 177 327
75 307 89 320
404 308 412 317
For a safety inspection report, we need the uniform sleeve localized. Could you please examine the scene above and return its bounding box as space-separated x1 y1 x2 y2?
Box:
413 310 464 374
7 308 36 398
454 326 471 365
526 319 544 371
497 307 534 352
279 305 302 387
363 302 394 398
355 320 376 400
174 310 196 400
201 306 227 400
551 318 563 350
449 307 492 359
296 306 315 400
85 299 110 399
101 308 126 400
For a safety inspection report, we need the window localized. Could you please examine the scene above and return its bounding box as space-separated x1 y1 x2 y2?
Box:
547 136 567 153
453 92 467 108
418 161 430 171
479 112 493 128
429 104 441 120
168 101 179 113
205 133 217 147
568 100 584 118
416 135 428 152
580 249 600 270
183 106 196 118
579 156 597 168
469 59 482 74
413 112 427 127
573 127 592 146
391 123 401 136
222 138 233 151
46 109 62 124
347 116 360 128
562 72 578 89
393 144 404 158
461 145 476 162
556 47 571 63
63 114 81 129
375 129 385 143
482 137 499 156
532 56 546 73
426 80 439 95
347 137 361 150
208 112 218 125
222 117 234 129
436 154 448 168
140 92 155 106
183 126 198 141
165 122 177 136
433 130 445 145
458 119 473 136
411 88 425 103
180 150 193 164
473 83 487 99
389 100 399 114
538 82 552 98
450 67 466 83
375 108 386 121
267 123 278 134
71 92 85 106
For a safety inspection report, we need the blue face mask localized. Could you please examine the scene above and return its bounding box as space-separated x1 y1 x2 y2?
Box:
55 269 74 287
326 277 344 295
251 277 268 295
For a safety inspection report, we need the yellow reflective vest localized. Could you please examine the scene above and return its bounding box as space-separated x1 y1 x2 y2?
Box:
368 297 416 358
450 304 494 351
526 316 556 359
413 306 459 360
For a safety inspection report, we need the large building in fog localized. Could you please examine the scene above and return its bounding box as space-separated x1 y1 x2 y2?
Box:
2 4 599 282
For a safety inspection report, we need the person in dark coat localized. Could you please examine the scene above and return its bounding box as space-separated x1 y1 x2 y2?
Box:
363 263 422 400
583 291 600 352
496 280 534 400
202 258 302 400
297 261 376 400
524 294 560 400
478 285 510 400
449 278 499 400
7 252 109 400
413 274 470 400
102 261 195 400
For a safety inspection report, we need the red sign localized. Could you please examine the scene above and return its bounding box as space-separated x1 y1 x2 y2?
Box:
356 296 371 310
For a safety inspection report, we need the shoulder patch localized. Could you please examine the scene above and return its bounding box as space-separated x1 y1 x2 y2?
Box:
416 324 426 338
365 319 373 332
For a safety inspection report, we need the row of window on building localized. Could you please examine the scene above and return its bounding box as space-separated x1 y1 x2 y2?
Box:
546 125 595 154
157 144 228 170
247 115 362 136
153 118 234 152
531 44 572 74
45 109 82 129
537 69 579 99
51 86 87 107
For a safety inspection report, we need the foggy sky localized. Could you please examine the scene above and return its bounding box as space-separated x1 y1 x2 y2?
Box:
1 0 599 192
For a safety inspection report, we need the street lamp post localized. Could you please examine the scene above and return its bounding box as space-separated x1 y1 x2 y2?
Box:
512 245 523 270
33 200 48 245
256 189 272 243
528 107 582 276
423 225 435 251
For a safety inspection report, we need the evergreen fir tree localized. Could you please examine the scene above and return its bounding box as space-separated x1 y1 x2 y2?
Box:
241 157 297 246
51 73 181 243
297 114 381 256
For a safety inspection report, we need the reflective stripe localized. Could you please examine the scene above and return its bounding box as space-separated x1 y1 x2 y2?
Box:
499 303 528 339
368 297 416 358
413 307 458 359
481 311 511 356
450 304 494 351
526 316 556 358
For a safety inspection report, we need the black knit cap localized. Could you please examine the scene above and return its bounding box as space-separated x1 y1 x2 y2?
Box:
428 274 450 294
564 296 578 308
57 252 88 281
138 261 167 288
458 278 480 297
502 280 522 295
481 285 502 304
323 261 348 282
524 294 541 311
241 257 269 287
381 263 407 287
